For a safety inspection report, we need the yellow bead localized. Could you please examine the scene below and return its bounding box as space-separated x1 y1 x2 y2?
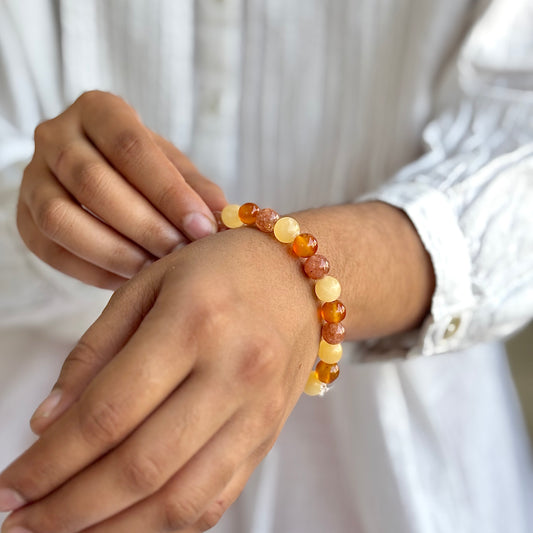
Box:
304 371 326 396
315 275 341 302
221 204 244 228
318 339 343 364
273 217 301 243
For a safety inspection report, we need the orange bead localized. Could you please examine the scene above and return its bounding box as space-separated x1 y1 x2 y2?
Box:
315 361 340 384
238 202 260 225
292 233 318 257
321 300 346 323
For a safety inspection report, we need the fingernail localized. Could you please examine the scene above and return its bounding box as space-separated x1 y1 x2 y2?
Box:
0 488 25 512
31 389 62 422
182 213 217 240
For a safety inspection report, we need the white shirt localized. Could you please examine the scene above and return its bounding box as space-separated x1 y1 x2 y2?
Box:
0 0 532 531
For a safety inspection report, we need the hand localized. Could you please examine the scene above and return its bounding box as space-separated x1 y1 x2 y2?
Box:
0 226 318 533
16 90 227 290
0 201 435 532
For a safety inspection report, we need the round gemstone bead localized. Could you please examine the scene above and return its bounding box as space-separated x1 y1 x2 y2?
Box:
221 204 244 229
255 208 280 232
318 339 343 364
303 254 330 279
292 233 318 257
321 300 346 323
304 371 326 396
238 202 260 225
322 322 346 344
316 361 340 384
273 217 301 243
315 275 341 302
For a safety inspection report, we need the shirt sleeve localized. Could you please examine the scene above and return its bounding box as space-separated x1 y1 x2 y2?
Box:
360 0 533 357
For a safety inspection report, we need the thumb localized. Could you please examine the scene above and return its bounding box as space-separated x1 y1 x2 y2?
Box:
30 271 160 435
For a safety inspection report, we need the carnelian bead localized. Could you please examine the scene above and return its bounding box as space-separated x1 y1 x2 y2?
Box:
238 202 260 225
321 300 346 323
255 208 280 232
304 371 326 396
322 322 346 344
316 361 340 384
292 233 318 257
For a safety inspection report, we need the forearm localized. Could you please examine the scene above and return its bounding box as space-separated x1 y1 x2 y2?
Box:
292 201 435 341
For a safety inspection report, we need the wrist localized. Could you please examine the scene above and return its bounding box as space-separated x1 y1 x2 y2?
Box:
289 201 435 341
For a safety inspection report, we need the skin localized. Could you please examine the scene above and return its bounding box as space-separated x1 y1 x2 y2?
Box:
0 94 435 533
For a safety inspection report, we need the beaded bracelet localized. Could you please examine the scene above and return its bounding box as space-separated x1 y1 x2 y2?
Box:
219 203 346 397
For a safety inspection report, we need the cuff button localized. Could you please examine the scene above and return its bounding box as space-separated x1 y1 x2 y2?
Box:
443 316 461 339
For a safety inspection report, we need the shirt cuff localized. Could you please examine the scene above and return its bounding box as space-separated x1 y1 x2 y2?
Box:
359 182 477 357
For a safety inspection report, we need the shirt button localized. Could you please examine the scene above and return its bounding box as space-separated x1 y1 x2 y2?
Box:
202 90 222 115
443 316 461 339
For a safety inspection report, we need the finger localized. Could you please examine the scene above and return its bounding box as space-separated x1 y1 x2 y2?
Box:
16 200 128 290
74 413 270 533
0 289 201 509
151 132 227 212
41 134 187 257
78 91 218 240
30 271 161 435
193 460 263 532
6 372 241 533
21 163 154 278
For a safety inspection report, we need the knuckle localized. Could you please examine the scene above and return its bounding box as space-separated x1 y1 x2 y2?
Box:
13 459 56 500
73 160 108 200
78 399 124 448
76 89 109 107
182 297 230 348
35 197 69 240
107 242 145 277
112 129 145 164
162 493 205 531
57 340 102 386
53 141 77 176
197 500 228 531
138 219 179 256
239 338 281 387
121 453 165 494
29 508 65 533
33 121 52 145
154 180 183 213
